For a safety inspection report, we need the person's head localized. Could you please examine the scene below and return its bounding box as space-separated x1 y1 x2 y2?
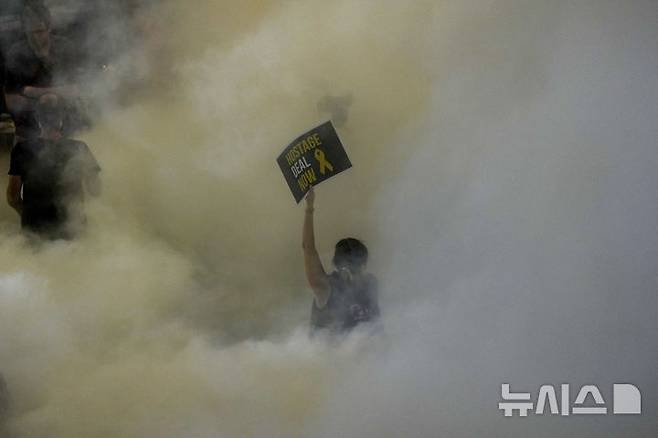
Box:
332 238 368 273
22 3 52 57
36 93 64 135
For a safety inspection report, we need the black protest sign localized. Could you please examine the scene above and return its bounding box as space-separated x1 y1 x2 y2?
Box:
277 121 352 203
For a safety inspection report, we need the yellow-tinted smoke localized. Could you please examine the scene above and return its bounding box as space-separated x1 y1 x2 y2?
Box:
0 1 436 436
2 0 657 437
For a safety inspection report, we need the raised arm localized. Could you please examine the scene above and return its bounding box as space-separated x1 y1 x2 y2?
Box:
21 85 80 100
302 187 331 307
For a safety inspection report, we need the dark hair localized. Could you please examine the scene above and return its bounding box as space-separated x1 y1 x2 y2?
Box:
36 93 64 131
21 2 52 30
333 238 368 269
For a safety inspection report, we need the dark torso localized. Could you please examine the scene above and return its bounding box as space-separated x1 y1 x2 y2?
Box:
311 272 380 335
9 138 98 236
6 36 76 91
6 37 78 138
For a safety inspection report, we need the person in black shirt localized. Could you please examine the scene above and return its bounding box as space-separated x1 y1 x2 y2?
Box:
5 3 81 139
303 187 380 336
6 93 100 239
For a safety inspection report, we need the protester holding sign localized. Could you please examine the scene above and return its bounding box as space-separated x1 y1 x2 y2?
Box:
302 187 380 336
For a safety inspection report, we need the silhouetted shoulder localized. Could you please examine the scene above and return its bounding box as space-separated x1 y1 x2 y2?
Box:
68 139 101 172
67 139 88 149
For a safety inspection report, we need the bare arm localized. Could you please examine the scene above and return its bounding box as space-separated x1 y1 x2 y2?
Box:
303 188 331 307
6 85 79 114
21 85 79 100
6 175 22 216
5 93 33 114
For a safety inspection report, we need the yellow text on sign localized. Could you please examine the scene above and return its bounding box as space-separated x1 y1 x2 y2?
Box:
297 168 317 191
285 133 323 166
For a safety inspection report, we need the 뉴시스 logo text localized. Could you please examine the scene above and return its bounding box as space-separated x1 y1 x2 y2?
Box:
499 383 641 417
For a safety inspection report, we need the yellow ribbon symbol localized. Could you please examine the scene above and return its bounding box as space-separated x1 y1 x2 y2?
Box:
314 148 334 175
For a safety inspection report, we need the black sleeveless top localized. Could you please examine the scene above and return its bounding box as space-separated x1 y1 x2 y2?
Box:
311 272 380 335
